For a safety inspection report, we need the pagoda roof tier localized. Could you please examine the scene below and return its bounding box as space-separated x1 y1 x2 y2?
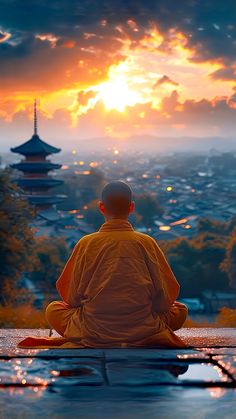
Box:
17 178 64 189
11 161 61 173
11 134 61 156
26 194 67 206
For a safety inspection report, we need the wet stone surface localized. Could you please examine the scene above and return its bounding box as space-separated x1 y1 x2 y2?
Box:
0 329 235 418
212 356 236 380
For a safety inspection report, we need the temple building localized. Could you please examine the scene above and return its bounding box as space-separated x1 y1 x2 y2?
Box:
11 100 66 209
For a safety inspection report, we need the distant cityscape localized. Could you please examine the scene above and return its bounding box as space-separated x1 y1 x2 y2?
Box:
2 146 236 245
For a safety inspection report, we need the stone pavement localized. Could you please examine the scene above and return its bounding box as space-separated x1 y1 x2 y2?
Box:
0 328 235 419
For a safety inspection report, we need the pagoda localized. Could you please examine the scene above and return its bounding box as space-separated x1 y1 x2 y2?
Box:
11 100 66 209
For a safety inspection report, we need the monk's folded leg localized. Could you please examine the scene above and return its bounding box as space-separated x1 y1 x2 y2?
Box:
45 301 78 337
160 301 188 331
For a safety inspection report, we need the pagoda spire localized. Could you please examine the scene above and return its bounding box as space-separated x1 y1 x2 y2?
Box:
34 98 38 135
10 98 66 209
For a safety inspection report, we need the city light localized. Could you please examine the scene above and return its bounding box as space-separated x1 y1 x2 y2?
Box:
89 161 98 167
171 218 188 226
72 150 77 155
159 226 171 231
166 186 173 192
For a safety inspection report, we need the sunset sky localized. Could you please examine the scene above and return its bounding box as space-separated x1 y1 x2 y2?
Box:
0 0 236 151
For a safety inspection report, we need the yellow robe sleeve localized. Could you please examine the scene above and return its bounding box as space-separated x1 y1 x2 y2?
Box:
146 239 180 313
56 241 82 304
57 236 96 308
66 243 100 308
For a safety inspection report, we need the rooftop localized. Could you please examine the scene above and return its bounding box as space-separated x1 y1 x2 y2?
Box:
11 161 62 172
11 134 61 156
17 177 64 188
0 328 235 418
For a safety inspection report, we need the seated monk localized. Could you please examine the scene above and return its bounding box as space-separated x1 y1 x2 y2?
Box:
45 181 188 348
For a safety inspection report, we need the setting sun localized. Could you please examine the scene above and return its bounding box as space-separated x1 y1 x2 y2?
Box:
1 2 236 143
94 62 142 112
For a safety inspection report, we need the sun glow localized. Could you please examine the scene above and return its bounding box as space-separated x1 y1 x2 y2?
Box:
70 25 227 120
2 22 234 139
94 62 142 112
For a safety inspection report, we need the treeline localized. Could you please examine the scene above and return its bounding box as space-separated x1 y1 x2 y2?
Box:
160 218 236 297
0 170 70 305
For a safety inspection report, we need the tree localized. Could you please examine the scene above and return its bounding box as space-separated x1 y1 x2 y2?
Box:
31 236 70 293
162 232 229 297
197 218 225 235
226 217 236 234
134 193 164 227
192 232 228 293
221 227 236 290
0 170 35 303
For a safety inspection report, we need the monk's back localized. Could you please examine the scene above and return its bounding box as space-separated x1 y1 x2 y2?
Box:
82 230 154 314
48 183 185 348
73 227 161 345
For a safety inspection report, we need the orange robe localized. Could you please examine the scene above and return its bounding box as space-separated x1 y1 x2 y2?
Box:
47 219 187 348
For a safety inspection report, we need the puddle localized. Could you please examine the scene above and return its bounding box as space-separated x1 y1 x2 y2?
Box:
0 358 232 395
106 361 232 386
179 363 229 383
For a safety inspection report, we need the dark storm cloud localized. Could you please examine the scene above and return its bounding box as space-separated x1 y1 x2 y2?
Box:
0 0 236 63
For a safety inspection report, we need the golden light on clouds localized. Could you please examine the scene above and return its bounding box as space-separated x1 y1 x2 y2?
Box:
1 19 236 143
0 31 11 43
35 33 59 48
65 24 234 127
93 62 142 112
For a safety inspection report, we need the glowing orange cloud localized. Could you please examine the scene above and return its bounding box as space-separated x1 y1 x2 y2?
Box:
0 22 235 141
0 31 11 43
64 24 233 126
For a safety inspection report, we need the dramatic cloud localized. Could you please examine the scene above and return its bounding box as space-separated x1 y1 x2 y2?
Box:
210 67 236 81
0 0 236 148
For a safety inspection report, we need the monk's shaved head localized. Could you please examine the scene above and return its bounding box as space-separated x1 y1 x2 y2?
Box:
101 181 133 217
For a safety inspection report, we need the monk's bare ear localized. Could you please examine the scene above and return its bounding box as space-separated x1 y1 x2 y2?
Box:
129 201 135 214
99 201 105 214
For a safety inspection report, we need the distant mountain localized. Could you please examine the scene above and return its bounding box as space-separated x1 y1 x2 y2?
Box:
68 135 236 153
3 135 236 155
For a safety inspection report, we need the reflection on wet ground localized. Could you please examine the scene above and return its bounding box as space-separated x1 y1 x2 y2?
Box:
0 330 236 418
0 357 234 391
